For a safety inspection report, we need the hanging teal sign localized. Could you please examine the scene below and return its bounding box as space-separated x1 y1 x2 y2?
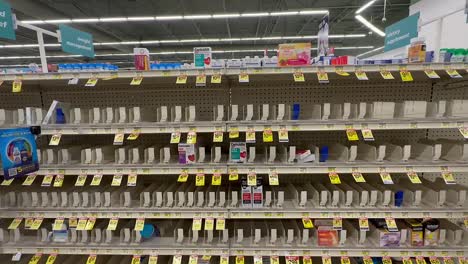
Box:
0 1 16 40
59 24 95 58
384 12 420 52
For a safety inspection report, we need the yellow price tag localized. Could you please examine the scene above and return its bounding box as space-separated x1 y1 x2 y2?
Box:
446 69 462 78
25 217 34 228
204 218 214 230
85 78 98 87
192 218 202 231
41 175 54 187
111 174 123 186
269 172 279 186
1 178 14 186
294 72 305 82
236 256 245 264
23 174 37 186
68 218 77 228
53 174 64 187
134 218 145 231
187 131 197 144
303 256 312 264
322 256 332 264
113 133 125 145
346 128 359 141
383 256 392 264
29 254 42 264
211 74 222 84
173 255 182 264
211 174 222 185
46 254 57 264
75 174 87 186
352 172 366 183
107 218 119 231
407 171 422 184
403 257 413 264
85 217 96 230
86 255 97 264
189 255 198 264
329 172 341 184
8 218 23 230
170 131 181 144
90 174 103 186
131 255 141 264
429 258 440 264
333 217 342 230
195 174 205 186
380 71 395 80
247 172 257 186
246 128 256 143
254 256 263 264
229 169 239 181
216 218 226 230
229 127 239 138
49 134 62 146
341 257 351 264
443 258 454 264
458 127 468 139
149 256 158 264
76 218 87 230
335 67 350 76
12 80 22 93
416 257 427 264
441 171 456 184
400 70 414 82
302 218 314 229
213 131 223 143
355 71 368 80
385 217 398 231
130 76 143 85
127 129 140 140
271 256 280 264
424 69 440 79
363 257 373 264
127 174 138 186
53 218 64 231
239 73 249 83
263 127 273 142
359 217 369 231
278 127 289 142
196 75 207 86
30 218 43 230
380 172 394 184
178 172 189 183
176 75 187 84
317 72 329 83
361 129 375 141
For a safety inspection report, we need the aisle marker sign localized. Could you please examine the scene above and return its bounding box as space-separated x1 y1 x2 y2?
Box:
59 25 95 58
0 1 15 40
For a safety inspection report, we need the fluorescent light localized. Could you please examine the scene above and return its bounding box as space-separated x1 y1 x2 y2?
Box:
159 40 180 43
200 38 220 42
179 39 200 43
47 19 72 23
282 36 304 39
241 12 269 17
220 38 241 41
299 10 329 15
72 18 99 23
357 46 384 58
155 16 183 20
355 15 385 36
343 34 367 38
356 0 378 14
99 17 127 22
240 37 262 41
183 15 212 19
261 36 283 40
120 41 141 45
334 46 374 49
100 42 121 45
212 14 240 18
302 35 318 39
270 11 299 16
21 20 45 24
127 16 155 21
140 40 160 44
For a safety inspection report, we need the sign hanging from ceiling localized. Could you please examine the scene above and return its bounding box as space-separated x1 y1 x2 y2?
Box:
0 1 16 40
317 14 329 56
384 12 420 52
59 24 95 58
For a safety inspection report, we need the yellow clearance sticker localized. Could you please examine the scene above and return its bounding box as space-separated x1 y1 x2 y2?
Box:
211 74 222 84
294 72 305 82
176 75 187 84
346 129 359 141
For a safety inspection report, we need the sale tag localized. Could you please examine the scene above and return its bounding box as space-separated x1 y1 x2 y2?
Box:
127 129 140 140
317 72 329 83
333 217 342 230
46 254 57 264
359 217 369 231
364 257 373 264
441 171 456 184
211 74 222 84
269 172 279 186
30 218 43 230
271 256 280 264
130 77 143 85
49 134 62 146
196 173 205 186
385 217 398 232
303 256 312 264
355 71 368 80
196 75 207 86
204 218 214 230
443 258 454 264
341 257 351 264
53 218 64 231
213 131 223 143
380 172 394 184
416 257 426 264
170 131 181 144
278 127 289 142
294 72 305 82
187 131 197 144
111 174 123 186
75 174 87 186
113 133 125 145
400 70 414 82
173 255 182 264
254 256 263 264
458 127 468 139
149 256 158 264
85 217 96 230
446 69 462 78
131 255 141 264
329 172 341 184
247 172 257 186
239 73 249 83
407 171 422 184
189 255 198 264
107 218 119 231
425 69 440 79
12 80 22 93
383 257 392 264
85 78 98 87
220 256 229 264
90 174 103 186
229 168 239 181
29 254 42 264
380 70 395 80
53 174 64 187
335 67 350 76
211 174 222 185
429 257 440 264
263 127 273 142
1 178 14 186
127 174 138 186
229 127 239 138
302 218 314 229
22 174 37 186
176 75 188 84
178 171 189 183
403 257 413 264
25 217 34 228
134 218 145 231
346 129 359 141
192 218 202 231
42 175 54 187
76 218 88 230
8 218 23 230
236 256 245 264
246 128 256 143
352 172 366 183
361 129 375 141
68 77 79 85
216 218 226 230
322 256 332 264
86 255 97 264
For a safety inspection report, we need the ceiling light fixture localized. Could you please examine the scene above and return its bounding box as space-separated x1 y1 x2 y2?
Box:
183 15 212 19
155 16 184 20
299 10 329 15
212 14 241 18
128 16 156 21
241 12 270 17
99 17 128 22
356 46 384 57
355 0 379 14
72 18 100 23
270 11 299 16
355 15 385 36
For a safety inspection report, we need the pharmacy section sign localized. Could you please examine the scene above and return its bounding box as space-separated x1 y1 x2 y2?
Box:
0 1 15 40
384 12 420 52
59 24 95 58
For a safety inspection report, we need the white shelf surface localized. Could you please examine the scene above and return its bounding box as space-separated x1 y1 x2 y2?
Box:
0 63 466 81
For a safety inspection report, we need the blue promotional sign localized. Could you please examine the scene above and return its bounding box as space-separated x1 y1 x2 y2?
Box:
0 128 39 179
59 24 95 58
0 1 16 40
384 12 420 52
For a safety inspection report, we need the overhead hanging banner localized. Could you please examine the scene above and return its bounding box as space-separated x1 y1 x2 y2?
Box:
384 12 420 52
0 127 39 179
59 24 95 58
0 1 16 40
317 14 329 56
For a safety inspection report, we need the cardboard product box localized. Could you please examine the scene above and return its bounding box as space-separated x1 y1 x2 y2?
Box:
230 142 247 163
178 144 196 164
241 178 252 208
252 177 263 208
317 226 339 246
378 229 401 247
423 219 440 246
277 43 311 67
405 219 424 247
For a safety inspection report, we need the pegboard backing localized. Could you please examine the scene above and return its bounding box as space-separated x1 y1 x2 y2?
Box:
0 84 42 109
